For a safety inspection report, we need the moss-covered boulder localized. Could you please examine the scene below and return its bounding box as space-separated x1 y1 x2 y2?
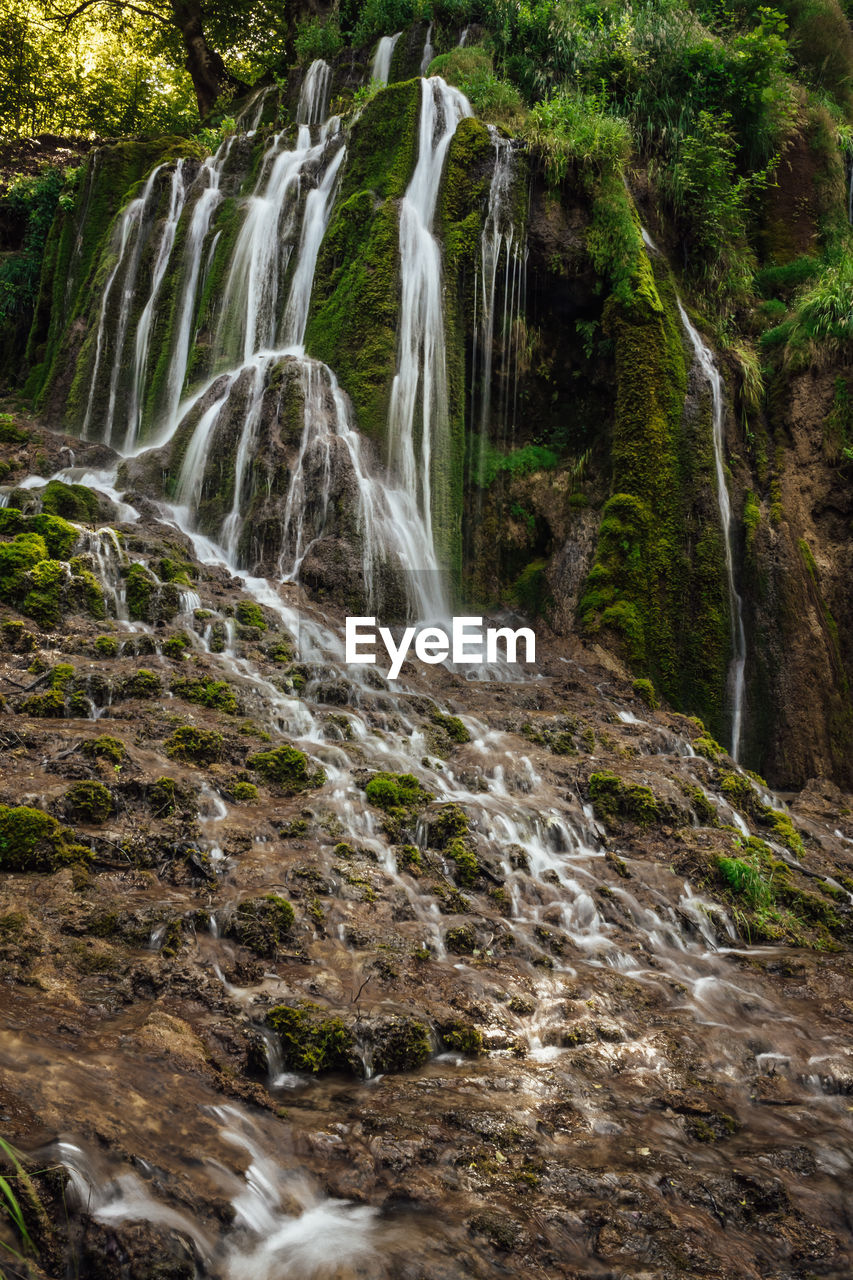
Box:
226 894 295 957
0 805 91 871
265 1002 357 1074
247 744 325 792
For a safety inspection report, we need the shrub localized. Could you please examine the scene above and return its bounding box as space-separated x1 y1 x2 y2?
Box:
428 47 525 130
294 15 343 64
524 90 631 187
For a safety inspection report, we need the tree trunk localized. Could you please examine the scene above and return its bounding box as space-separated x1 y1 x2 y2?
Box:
170 0 233 119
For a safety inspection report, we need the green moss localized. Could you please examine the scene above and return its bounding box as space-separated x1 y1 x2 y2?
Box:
432 711 470 743
161 631 190 659
170 675 238 714
695 733 724 762
447 837 479 887
588 770 666 828
41 480 99 522
64 780 112 823
81 735 125 764
632 678 658 709
247 744 325 792
94 635 119 657
231 781 258 803
22 558 64 628
444 925 479 956
120 668 161 698
438 1018 485 1054
579 254 730 738
235 601 266 630
0 532 48 597
397 844 422 871
427 803 469 847
0 804 91 871
165 725 223 764
125 563 156 621
267 637 294 663
372 1017 432 1073
228 894 294 957
266 1002 355 1074
364 772 432 814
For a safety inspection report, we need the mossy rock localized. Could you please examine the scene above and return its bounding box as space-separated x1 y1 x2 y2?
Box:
427 803 469 847
247 744 325 792
265 1001 357 1074
119 668 161 698
370 1016 432 1073
41 480 99 522
445 925 478 955
588 771 667 829
364 771 432 814
235 601 266 630
94 635 119 657
80 735 125 765
437 1017 485 1054
170 675 238 714
165 726 224 765
125 563 157 621
227 894 295 957
0 805 91 871
64 780 113 823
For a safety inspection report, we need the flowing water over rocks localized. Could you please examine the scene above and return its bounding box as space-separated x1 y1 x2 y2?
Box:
1 43 853 1280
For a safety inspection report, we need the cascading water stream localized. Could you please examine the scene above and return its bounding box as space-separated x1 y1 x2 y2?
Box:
386 78 471 619
677 302 747 760
371 32 401 85
125 160 187 450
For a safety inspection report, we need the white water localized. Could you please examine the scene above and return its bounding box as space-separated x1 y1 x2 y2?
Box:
386 78 471 619
677 301 747 760
371 32 401 85
125 160 187 450
472 130 527 453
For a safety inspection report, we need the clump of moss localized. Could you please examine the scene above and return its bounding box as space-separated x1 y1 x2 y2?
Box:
265 1002 355 1074
588 771 666 828
397 844 422 872
231 781 258 803
19 661 75 717
432 711 470 743
694 734 724 762
162 631 191 659
227 894 295 957
364 771 432 814
447 837 479 887
445 925 478 955
438 1018 485 1054
125 563 156 621
632 678 658 709
266 637 294 663
0 805 90 870
165 726 223 765
247 744 325 792
64 780 112 823
170 675 238 714
371 1016 432 1073
1 620 36 651
427 803 469 847
81 735 125 765
41 480 99 522
93 635 119 657
235 601 266 630
119 669 161 698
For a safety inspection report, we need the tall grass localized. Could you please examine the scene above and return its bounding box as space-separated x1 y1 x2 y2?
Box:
0 1136 34 1273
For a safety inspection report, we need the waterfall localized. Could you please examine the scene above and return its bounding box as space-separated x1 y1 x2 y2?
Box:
386 78 471 618
125 160 187 450
371 33 401 86
297 59 332 126
81 163 165 442
677 302 747 760
473 131 527 455
420 23 434 73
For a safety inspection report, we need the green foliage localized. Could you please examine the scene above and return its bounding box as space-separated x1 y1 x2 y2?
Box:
632 678 659 709
428 47 525 129
447 837 479 886
782 255 853 366
247 743 325 791
64 780 112 824
0 804 90 870
266 1002 355 1074
0 1134 35 1266
471 438 559 488
125 563 156 621
170 675 238 714
294 16 343 64
525 90 632 187
165 725 223 764
40 479 98 522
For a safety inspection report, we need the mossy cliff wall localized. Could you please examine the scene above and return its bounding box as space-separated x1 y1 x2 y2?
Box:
24 139 202 433
578 252 730 739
